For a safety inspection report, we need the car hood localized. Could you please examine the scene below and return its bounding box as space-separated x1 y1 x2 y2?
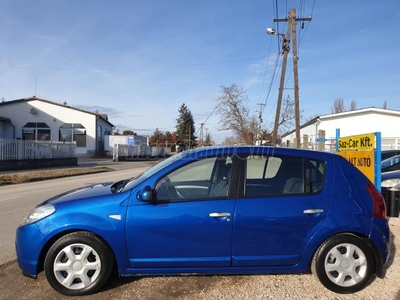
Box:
45 181 118 204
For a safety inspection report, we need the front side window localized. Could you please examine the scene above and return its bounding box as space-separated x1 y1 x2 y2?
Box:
245 155 325 197
155 156 233 201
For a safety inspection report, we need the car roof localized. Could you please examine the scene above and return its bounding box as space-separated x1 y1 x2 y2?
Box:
182 146 337 160
381 150 400 160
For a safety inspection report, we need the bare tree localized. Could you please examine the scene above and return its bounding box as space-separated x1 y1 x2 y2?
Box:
216 84 258 144
277 96 297 135
331 98 346 114
258 129 273 145
349 99 357 111
222 136 239 145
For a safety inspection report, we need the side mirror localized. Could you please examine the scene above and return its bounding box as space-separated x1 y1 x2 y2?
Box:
137 186 154 202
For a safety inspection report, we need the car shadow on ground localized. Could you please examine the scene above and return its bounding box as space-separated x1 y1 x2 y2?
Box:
102 275 143 292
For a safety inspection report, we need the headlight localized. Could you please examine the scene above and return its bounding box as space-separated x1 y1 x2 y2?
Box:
21 203 56 226
381 178 400 188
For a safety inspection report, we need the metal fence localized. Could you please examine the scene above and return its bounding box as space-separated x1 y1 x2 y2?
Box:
0 139 76 160
113 143 171 161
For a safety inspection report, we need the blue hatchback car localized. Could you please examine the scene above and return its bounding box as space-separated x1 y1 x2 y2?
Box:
16 146 390 296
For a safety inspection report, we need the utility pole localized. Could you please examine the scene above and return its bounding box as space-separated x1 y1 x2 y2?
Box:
271 23 291 146
256 103 266 145
200 123 204 145
272 8 311 148
291 9 302 149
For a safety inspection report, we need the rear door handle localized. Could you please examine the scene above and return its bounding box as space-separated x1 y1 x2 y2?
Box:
209 212 231 218
303 209 324 214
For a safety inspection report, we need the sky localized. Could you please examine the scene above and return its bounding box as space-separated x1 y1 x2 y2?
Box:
0 0 399 143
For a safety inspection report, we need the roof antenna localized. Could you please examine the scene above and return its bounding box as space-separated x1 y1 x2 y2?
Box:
35 77 37 96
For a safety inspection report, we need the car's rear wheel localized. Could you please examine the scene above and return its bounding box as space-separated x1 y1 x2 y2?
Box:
311 233 374 294
44 232 114 296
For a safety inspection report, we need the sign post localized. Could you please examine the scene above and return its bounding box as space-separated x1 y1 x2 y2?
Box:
336 130 381 191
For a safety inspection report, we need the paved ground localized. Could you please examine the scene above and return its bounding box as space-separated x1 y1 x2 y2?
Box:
2 218 399 300
76 156 158 171
0 156 160 176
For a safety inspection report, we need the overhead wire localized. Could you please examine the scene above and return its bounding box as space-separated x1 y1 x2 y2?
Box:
194 98 224 137
297 0 315 56
258 0 287 121
0 56 266 71
195 0 286 137
197 0 316 139
262 0 315 127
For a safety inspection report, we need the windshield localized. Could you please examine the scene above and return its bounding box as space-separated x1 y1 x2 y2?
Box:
121 152 186 191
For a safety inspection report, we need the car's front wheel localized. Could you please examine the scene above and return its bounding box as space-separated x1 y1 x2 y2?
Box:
311 233 375 294
44 232 114 296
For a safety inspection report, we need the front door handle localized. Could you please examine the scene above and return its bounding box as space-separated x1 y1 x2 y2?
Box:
303 209 324 214
209 212 231 218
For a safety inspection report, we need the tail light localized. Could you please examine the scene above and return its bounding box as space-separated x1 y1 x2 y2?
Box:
367 182 387 218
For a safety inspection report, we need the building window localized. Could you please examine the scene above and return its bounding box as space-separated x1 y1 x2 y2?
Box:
59 123 86 147
22 122 51 141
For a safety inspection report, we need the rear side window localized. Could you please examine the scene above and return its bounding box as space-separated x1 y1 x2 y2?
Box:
246 156 282 179
245 155 326 197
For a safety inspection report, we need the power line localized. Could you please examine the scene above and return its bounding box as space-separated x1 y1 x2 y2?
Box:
194 98 224 136
0 56 266 72
262 52 281 108
270 8 311 147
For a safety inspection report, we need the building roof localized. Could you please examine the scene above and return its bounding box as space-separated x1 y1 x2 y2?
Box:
0 96 114 127
319 107 400 120
282 107 400 137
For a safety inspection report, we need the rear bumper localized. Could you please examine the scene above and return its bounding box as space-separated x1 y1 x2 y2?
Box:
15 223 46 277
370 217 391 273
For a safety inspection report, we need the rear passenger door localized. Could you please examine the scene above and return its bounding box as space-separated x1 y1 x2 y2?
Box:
232 154 330 267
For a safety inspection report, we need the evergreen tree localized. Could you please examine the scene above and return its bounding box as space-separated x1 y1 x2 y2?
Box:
204 133 213 146
176 103 196 148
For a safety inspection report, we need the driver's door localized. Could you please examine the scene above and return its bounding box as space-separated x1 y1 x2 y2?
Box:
125 156 236 269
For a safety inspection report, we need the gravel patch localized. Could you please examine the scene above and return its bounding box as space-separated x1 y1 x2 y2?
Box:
1 218 399 300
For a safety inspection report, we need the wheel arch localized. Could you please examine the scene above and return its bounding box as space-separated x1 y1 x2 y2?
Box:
307 232 380 274
37 229 118 275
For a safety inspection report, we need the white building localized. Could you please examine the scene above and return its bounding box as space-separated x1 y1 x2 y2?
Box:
282 107 400 151
0 96 114 155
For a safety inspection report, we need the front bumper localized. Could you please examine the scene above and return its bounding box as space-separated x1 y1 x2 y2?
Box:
15 223 47 277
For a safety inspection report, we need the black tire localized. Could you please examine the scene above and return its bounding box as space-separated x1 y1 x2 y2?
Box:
311 233 375 294
44 232 114 296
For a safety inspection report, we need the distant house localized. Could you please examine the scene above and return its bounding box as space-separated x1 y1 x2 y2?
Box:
282 107 400 151
0 96 114 155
